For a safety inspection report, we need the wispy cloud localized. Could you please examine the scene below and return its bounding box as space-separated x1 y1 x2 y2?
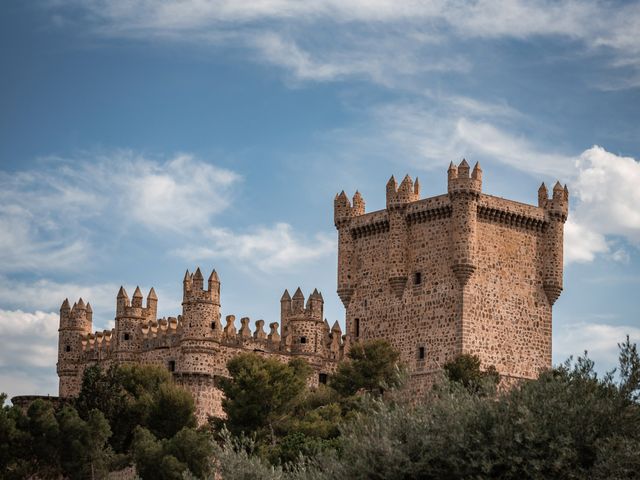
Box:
48 0 640 88
174 223 335 272
0 151 239 273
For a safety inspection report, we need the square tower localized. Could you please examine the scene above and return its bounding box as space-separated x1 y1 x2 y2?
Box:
335 161 568 393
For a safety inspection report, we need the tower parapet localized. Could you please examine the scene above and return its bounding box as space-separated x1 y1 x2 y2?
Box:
114 286 157 361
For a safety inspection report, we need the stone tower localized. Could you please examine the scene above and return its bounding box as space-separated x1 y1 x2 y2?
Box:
281 288 327 357
335 161 568 392
57 298 92 397
114 286 157 362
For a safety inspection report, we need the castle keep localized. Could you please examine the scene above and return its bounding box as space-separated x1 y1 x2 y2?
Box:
57 161 567 421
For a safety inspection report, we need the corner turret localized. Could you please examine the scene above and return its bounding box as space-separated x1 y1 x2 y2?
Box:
448 159 482 284
541 181 569 304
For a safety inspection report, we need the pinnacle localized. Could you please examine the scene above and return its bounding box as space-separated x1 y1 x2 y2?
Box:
386 175 397 187
132 286 143 298
281 289 291 301
193 267 203 280
61 298 70 310
117 286 128 298
353 190 363 201
148 287 157 300
208 269 219 282
85 302 93 313
538 182 547 191
292 287 304 299
459 158 469 168
77 298 85 309
553 180 563 191
449 161 456 169
183 270 191 281
331 320 342 332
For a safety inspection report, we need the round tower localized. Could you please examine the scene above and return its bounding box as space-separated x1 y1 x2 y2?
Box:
57 298 92 397
180 268 221 340
287 288 326 356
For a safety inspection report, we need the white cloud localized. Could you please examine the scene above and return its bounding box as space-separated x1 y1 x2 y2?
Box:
0 310 59 369
563 219 608 265
174 222 335 271
48 0 640 87
0 151 239 272
553 320 640 372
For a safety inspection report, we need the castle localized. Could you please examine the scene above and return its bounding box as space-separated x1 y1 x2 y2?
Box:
56 161 568 422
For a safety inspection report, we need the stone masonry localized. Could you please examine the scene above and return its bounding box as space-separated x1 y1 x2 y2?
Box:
56 161 567 422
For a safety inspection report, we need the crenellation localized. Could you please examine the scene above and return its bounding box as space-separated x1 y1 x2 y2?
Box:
57 161 566 423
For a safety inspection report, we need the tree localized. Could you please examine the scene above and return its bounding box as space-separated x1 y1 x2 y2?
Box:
329 339 403 397
217 354 311 441
75 364 197 452
443 353 499 394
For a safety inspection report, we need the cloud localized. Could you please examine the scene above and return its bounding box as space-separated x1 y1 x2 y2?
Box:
48 0 640 88
0 151 239 273
553 320 640 372
174 222 335 272
0 310 59 369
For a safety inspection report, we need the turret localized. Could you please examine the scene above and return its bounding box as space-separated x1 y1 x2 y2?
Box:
282 288 327 356
538 183 548 207
541 182 569 305
448 159 482 285
334 186 365 308
131 286 143 308
386 174 418 298
58 297 93 397
181 266 222 340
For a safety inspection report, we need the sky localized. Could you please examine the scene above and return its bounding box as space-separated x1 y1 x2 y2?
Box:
1 0 639 401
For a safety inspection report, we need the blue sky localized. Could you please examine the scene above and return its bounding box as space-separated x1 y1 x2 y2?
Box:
1 0 639 400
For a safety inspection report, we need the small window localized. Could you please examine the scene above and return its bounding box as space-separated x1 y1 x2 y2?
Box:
300 336 307 344
168 360 176 372
124 333 130 341
355 318 360 337
65 345 71 352
418 346 425 360
414 272 422 285
211 322 216 330
319 373 328 385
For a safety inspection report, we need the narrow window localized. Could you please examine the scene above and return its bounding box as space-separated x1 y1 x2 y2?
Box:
355 318 360 337
319 373 328 385
168 360 176 372
414 272 422 285
418 346 425 360
300 336 307 344
65 345 71 352
124 333 130 341
211 322 216 330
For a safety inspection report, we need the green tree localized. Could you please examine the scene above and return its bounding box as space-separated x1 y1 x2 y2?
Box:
218 354 311 441
329 339 403 397
443 353 500 393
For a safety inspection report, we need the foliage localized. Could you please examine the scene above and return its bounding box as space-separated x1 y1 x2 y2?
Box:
75 363 196 453
132 426 211 480
217 354 312 440
0 398 112 480
329 339 404 397
213 338 640 480
443 353 500 394
0 364 204 479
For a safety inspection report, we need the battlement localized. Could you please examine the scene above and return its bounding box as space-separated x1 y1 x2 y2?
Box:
116 286 157 321
183 267 220 304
